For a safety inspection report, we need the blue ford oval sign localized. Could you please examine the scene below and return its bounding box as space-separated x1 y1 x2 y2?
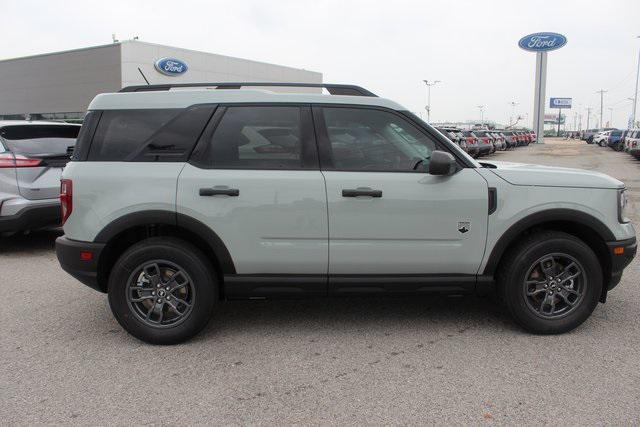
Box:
154 57 188 76
518 32 567 52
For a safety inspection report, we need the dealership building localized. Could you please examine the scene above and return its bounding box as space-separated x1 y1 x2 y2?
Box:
0 40 322 121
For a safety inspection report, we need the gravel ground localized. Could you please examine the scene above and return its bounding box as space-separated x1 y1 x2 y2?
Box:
1 138 639 425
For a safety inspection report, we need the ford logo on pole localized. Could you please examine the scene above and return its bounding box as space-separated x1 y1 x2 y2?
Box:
518 32 567 52
154 58 188 76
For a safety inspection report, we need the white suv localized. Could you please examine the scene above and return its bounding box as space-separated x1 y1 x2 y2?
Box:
55 83 637 344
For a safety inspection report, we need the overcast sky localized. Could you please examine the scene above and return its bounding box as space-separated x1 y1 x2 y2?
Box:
1 0 639 128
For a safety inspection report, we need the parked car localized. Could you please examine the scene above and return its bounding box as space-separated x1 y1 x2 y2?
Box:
593 131 611 147
514 131 527 146
0 121 81 234
530 131 537 143
55 82 636 344
582 129 600 143
461 130 480 158
607 130 624 151
500 131 518 149
619 130 630 151
489 132 506 151
436 127 467 152
471 131 494 156
626 129 640 158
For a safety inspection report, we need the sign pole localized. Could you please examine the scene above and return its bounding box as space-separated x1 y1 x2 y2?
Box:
557 107 561 136
533 51 547 144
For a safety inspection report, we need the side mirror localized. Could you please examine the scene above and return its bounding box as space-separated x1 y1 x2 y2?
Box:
428 150 457 176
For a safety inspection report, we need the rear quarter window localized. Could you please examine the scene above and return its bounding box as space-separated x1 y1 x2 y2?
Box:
87 106 214 162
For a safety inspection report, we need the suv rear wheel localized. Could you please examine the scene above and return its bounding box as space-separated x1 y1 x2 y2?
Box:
498 231 602 334
108 237 217 344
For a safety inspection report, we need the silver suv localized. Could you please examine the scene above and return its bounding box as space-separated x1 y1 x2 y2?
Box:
55 83 637 344
0 121 80 234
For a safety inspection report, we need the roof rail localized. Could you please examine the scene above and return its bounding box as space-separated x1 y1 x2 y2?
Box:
118 82 378 97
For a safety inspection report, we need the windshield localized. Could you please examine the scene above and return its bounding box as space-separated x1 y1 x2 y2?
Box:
1 125 79 156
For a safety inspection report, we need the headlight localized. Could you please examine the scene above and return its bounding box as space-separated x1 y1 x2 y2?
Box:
618 189 630 223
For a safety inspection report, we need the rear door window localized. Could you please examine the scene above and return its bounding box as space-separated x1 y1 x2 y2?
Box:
194 105 315 170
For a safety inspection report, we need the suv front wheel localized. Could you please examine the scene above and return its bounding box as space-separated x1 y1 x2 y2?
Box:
108 237 217 344
498 231 602 334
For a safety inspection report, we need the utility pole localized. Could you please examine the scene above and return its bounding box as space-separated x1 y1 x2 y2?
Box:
633 36 640 128
573 111 577 131
423 80 441 122
578 113 582 131
596 89 607 129
608 107 613 127
586 107 592 130
508 101 518 126
477 105 485 126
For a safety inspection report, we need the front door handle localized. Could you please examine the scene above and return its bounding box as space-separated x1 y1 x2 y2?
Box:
342 187 382 198
199 187 239 197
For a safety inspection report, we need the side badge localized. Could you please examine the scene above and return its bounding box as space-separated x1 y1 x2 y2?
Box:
458 221 470 234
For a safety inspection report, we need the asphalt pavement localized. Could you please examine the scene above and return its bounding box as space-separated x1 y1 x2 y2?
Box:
1 138 639 425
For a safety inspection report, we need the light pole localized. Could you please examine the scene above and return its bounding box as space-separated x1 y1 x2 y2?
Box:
608 107 613 127
423 80 441 122
632 36 640 128
508 101 519 126
477 105 485 126
586 107 592 130
596 89 607 129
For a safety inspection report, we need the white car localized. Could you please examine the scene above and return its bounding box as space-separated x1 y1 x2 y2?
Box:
55 82 637 344
592 131 611 147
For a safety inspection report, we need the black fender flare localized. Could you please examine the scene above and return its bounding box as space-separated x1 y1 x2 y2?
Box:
482 208 615 276
94 209 236 274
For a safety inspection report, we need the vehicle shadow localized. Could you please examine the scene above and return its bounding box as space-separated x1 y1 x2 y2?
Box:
0 229 62 255
195 293 519 340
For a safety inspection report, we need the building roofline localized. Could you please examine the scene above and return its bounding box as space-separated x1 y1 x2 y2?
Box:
0 39 322 76
0 42 121 64
118 40 322 75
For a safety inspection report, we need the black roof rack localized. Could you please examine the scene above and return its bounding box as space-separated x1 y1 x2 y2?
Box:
118 82 377 97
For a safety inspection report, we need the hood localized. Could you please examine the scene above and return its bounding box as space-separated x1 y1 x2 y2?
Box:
480 161 623 189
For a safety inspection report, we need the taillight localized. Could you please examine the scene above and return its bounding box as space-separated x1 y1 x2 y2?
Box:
60 179 73 225
0 153 42 168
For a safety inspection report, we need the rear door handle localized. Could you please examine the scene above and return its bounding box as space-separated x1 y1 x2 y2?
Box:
342 187 382 198
199 187 239 197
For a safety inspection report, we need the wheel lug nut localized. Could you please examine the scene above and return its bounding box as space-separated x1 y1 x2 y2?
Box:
158 299 163 303
152 291 155 296
166 287 170 291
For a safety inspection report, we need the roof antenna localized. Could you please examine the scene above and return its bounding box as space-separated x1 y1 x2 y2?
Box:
137 67 150 85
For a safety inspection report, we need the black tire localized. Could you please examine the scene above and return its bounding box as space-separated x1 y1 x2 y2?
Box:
108 237 217 344
497 231 602 334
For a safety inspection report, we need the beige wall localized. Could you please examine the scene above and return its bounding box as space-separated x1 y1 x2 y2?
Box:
0 44 121 115
0 41 323 116
121 41 323 93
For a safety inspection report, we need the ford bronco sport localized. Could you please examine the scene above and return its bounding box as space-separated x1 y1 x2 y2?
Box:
55 82 637 344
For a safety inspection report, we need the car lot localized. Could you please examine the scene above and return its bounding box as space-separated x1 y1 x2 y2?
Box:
1 138 639 424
